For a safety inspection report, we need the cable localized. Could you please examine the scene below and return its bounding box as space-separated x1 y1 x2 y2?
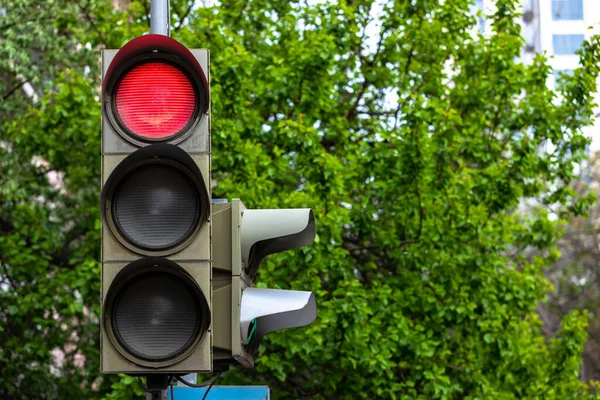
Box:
201 374 219 400
172 371 222 400
174 372 221 388
137 373 221 399
137 376 162 393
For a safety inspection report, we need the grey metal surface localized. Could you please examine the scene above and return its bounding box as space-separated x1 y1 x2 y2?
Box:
150 0 170 36
146 391 168 400
239 288 317 343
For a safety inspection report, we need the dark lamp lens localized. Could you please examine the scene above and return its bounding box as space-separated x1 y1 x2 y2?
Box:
112 164 200 250
113 272 201 360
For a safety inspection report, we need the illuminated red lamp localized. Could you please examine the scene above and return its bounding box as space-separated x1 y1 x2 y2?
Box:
102 34 209 146
115 62 196 140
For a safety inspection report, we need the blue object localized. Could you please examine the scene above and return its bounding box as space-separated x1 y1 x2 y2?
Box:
168 386 269 400
553 34 585 55
552 0 583 20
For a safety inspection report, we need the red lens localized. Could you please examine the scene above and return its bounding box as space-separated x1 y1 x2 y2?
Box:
115 62 196 140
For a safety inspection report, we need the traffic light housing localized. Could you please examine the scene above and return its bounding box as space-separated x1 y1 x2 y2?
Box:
212 200 317 368
100 34 212 374
100 34 318 377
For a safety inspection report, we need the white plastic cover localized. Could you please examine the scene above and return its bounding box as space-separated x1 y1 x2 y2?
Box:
240 208 315 275
240 288 317 344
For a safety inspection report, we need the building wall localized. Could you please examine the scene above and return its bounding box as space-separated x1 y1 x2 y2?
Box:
477 1 599 82
539 1 600 82
522 0 600 150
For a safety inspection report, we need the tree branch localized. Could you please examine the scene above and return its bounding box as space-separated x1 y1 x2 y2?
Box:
2 79 28 101
401 179 423 245
174 2 194 32
345 25 389 121
79 1 108 47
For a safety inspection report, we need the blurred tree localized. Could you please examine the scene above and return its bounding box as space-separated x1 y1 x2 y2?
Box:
1 0 600 399
0 1 133 398
539 153 600 384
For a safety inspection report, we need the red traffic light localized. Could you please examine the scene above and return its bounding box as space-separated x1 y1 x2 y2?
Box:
115 62 196 140
101 35 213 375
103 34 209 147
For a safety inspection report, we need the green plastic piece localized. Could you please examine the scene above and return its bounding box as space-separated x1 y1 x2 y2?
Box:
246 319 257 345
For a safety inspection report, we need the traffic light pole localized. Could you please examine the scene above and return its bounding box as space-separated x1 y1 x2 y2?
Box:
150 0 170 36
146 391 167 400
147 3 170 398
148 3 171 400
143 375 170 400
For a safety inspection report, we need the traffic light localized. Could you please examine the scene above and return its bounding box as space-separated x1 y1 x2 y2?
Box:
211 200 317 368
99 34 318 378
100 34 212 374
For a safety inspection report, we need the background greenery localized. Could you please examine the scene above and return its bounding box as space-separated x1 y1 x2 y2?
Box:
1 0 600 398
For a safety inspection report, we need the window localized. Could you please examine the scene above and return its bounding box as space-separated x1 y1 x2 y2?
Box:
553 34 584 55
552 0 583 20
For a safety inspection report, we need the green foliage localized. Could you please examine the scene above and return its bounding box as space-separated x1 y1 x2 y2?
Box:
1 0 600 399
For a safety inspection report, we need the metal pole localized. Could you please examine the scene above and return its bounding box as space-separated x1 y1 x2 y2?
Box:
146 2 169 396
145 392 167 400
142 374 171 400
150 0 170 36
